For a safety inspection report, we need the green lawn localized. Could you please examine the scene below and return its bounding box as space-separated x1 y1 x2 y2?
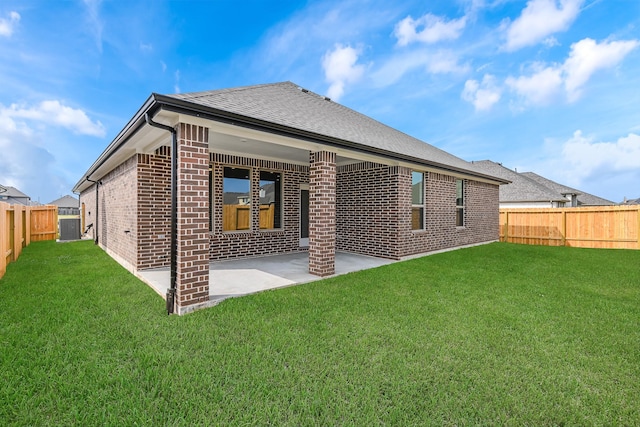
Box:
1 241 639 425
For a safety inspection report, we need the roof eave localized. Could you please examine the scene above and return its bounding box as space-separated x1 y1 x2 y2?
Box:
154 94 509 185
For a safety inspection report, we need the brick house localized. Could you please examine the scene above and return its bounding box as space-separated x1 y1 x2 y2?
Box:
73 82 507 314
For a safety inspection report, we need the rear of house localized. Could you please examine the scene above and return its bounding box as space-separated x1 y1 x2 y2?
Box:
74 82 507 314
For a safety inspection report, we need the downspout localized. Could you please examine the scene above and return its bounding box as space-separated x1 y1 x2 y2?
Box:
144 113 177 315
85 178 100 244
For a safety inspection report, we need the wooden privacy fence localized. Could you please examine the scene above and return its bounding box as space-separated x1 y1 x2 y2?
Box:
222 204 276 231
0 202 58 279
500 206 640 250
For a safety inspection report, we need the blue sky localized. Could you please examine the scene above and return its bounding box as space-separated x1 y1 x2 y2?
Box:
1 0 639 204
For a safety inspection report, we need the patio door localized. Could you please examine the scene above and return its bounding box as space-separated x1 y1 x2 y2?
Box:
300 186 309 247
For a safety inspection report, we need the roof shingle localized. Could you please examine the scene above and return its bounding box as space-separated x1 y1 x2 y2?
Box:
168 82 496 179
520 172 614 206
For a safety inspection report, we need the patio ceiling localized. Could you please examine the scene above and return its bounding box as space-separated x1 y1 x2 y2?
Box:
133 109 384 168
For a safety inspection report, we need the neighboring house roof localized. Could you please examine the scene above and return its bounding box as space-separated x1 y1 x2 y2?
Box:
0 184 6 193
73 81 508 194
0 185 31 205
621 197 640 205
520 172 615 206
471 161 567 203
49 195 79 208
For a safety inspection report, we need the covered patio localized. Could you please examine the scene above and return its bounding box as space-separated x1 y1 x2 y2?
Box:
138 251 395 308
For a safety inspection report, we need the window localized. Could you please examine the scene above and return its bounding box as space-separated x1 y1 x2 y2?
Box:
223 167 251 231
259 171 282 229
412 171 424 230
456 179 464 227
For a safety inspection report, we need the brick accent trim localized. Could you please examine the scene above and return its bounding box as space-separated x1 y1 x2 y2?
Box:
309 151 336 276
175 123 210 308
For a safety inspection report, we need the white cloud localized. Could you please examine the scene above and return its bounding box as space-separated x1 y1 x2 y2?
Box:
504 0 583 51
82 0 104 52
174 70 181 93
322 44 365 101
395 14 467 46
506 65 563 105
0 11 20 37
0 112 68 203
372 50 468 87
505 37 638 106
562 130 640 173
563 38 639 101
462 74 502 111
1 101 106 137
542 36 560 48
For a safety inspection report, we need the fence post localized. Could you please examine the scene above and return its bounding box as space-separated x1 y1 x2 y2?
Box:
25 207 31 246
0 202 7 278
561 209 567 247
637 206 640 250
504 211 509 242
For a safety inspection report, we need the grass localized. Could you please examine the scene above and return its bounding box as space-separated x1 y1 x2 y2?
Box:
1 240 639 425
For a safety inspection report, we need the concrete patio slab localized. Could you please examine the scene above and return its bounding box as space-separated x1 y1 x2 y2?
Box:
137 251 395 302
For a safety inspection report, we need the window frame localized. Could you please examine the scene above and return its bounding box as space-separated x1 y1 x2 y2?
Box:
411 171 425 231
258 170 283 230
222 166 252 232
456 179 465 227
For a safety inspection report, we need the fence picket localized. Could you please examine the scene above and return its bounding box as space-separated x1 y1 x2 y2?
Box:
499 206 639 250
0 202 58 279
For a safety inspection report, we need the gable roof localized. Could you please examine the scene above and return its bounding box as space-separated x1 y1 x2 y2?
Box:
0 185 29 199
520 172 615 206
471 161 567 203
0 185 32 205
74 81 508 193
168 82 491 177
49 195 79 208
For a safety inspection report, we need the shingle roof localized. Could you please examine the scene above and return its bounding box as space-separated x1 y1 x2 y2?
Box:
0 185 32 205
0 185 29 198
520 172 615 206
471 161 567 203
49 195 79 208
167 82 498 180
621 197 640 205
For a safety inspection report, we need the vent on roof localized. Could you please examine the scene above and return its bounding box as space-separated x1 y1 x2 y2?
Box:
299 87 309 93
324 96 331 101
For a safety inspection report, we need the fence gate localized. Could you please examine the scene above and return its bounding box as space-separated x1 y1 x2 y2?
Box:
59 218 81 241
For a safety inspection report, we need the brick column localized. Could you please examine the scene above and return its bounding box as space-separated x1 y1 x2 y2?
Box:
176 123 210 311
309 150 336 276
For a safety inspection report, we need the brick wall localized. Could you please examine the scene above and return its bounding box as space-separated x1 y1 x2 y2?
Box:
398 171 499 256
209 153 309 260
336 164 499 259
80 147 498 288
137 146 171 269
337 162 402 259
80 184 96 241
175 123 210 308
309 151 336 276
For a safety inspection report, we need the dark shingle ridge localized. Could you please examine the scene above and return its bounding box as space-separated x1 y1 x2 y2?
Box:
520 172 615 206
168 82 493 177
49 195 79 207
471 161 567 202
